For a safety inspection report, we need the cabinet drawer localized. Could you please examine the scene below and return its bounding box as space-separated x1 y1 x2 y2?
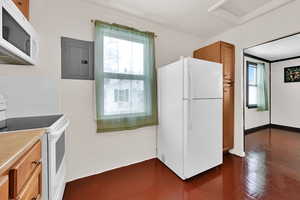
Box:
10 141 41 197
0 176 9 200
16 165 42 200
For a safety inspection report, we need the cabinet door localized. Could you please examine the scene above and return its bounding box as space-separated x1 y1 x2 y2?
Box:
193 42 221 63
223 84 234 151
16 165 42 200
221 42 235 81
61 37 94 80
12 0 29 19
9 141 41 198
0 176 9 200
221 42 235 151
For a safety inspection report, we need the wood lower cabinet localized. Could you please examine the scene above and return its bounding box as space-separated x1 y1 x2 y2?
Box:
16 165 41 200
9 141 41 198
0 140 42 200
12 0 30 19
194 41 235 152
0 176 9 200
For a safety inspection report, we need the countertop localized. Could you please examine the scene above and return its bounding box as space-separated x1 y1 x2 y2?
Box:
0 129 45 175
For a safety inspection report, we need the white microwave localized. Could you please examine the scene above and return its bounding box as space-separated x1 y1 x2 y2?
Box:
0 0 38 65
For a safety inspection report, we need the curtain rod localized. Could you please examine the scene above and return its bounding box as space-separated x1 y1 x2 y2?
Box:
90 20 158 38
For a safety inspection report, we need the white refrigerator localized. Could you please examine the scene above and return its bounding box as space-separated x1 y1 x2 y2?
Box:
157 57 223 180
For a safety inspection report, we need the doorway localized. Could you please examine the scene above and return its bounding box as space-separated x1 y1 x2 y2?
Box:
243 32 300 142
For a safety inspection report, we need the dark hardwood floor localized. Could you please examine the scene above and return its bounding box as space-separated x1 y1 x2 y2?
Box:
63 128 300 200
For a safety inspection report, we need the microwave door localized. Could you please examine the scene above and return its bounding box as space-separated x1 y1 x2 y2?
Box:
2 8 31 56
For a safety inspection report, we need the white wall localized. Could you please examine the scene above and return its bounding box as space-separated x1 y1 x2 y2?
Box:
0 76 59 118
197 0 300 157
271 58 300 128
244 57 270 130
0 0 203 181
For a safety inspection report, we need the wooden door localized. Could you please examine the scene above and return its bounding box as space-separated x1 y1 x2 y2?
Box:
0 176 9 200
12 0 29 19
221 42 235 151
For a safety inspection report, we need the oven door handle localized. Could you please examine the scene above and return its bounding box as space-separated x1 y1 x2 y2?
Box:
48 120 70 139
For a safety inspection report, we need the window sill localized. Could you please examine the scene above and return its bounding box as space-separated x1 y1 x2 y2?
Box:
247 105 258 109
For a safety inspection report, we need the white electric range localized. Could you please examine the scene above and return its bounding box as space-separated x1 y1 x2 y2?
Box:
0 115 69 200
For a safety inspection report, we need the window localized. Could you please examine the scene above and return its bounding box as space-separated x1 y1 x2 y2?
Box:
103 36 146 116
246 61 258 108
114 89 129 102
95 21 158 132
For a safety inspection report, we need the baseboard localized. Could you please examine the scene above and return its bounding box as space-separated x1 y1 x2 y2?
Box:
245 124 271 135
66 156 157 183
229 149 245 157
270 124 300 133
245 123 300 134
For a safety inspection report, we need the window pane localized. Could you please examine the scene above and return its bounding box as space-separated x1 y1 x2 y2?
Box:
248 66 257 85
249 86 257 106
103 36 144 75
104 78 145 116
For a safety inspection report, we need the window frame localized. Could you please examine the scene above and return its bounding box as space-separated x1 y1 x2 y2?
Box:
100 33 150 118
246 61 258 109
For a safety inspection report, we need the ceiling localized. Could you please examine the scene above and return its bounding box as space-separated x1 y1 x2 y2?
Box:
244 33 300 62
220 0 272 17
85 0 295 39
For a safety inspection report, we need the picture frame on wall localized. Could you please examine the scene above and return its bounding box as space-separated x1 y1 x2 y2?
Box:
284 66 300 83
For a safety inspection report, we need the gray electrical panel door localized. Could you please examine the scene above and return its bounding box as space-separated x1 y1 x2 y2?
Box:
61 37 94 80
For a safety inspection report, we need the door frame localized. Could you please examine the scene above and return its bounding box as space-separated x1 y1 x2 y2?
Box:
242 31 300 147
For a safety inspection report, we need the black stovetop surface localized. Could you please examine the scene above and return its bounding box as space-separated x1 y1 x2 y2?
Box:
0 115 63 133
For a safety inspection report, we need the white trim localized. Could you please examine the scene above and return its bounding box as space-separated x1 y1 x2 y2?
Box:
207 0 227 13
229 148 246 157
241 0 296 24
208 0 296 25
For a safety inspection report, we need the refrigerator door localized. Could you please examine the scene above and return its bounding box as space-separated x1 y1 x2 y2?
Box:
157 59 186 179
184 58 223 99
183 99 223 179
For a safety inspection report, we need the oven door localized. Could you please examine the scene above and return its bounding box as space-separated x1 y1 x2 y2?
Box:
2 7 31 56
48 121 69 200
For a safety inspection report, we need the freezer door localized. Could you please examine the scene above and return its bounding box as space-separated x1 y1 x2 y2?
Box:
183 99 223 179
184 58 223 99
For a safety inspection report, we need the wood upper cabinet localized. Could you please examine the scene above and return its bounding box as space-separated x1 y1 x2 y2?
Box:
194 41 235 152
0 176 9 200
12 0 29 19
193 42 221 63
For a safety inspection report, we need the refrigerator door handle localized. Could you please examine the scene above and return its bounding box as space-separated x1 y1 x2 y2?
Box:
188 63 192 100
187 64 192 132
188 100 192 131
